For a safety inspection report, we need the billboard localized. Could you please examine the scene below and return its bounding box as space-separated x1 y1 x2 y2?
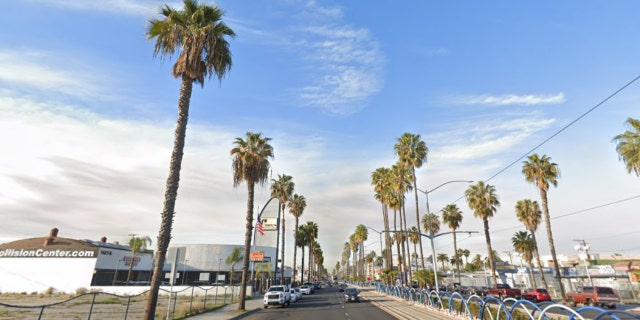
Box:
260 218 278 231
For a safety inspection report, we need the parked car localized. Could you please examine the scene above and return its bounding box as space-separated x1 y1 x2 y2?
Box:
263 285 291 308
312 281 321 290
469 286 488 296
567 286 619 309
299 285 313 295
344 287 360 303
290 288 302 302
522 288 552 302
486 284 522 299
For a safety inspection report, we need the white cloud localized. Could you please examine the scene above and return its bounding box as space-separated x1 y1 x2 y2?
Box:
453 93 566 106
27 0 164 17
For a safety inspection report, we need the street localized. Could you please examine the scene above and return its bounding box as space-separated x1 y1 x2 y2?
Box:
241 286 398 320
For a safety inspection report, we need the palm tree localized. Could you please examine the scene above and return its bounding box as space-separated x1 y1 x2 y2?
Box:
306 221 319 282
225 247 243 285
437 253 449 272
512 231 537 289
296 224 310 284
231 132 274 310
355 224 368 277
462 249 470 265
289 194 306 284
394 133 428 269
408 226 420 270
522 154 566 301
465 181 500 286
126 235 152 284
422 212 440 236
254 262 273 294
613 117 640 177
441 204 463 283
270 174 295 284
371 167 394 270
515 199 548 289
144 1 234 317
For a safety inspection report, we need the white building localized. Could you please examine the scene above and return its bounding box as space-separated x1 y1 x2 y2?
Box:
0 228 279 294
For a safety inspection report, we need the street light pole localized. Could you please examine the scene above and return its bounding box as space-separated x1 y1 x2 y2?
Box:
415 180 472 290
387 229 477 292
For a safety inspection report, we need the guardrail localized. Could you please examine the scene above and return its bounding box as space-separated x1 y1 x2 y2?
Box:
346 281 640 320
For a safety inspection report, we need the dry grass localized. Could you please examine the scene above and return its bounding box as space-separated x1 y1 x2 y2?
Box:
0 292 233 320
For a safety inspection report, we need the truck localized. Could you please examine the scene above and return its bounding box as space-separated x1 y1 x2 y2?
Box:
263 285 291 308
486 284 522 300
567 286 619 309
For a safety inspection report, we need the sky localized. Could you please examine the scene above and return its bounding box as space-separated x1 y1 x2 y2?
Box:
1 0 639 272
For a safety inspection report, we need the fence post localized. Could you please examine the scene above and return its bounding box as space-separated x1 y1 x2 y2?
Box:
87 292 97 320
124 296 132 320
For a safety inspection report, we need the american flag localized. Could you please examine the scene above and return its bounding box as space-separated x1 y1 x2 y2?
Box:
256 219 265 236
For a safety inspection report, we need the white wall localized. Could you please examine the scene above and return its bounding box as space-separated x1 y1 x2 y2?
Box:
0 258 96 293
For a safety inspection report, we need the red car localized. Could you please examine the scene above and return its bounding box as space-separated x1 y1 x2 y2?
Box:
522 288 552 302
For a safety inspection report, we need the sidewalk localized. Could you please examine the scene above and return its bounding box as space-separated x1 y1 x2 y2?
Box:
186 297 263 320
357 286 456 320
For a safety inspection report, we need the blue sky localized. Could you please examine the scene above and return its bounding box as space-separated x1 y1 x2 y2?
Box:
1 0 639 271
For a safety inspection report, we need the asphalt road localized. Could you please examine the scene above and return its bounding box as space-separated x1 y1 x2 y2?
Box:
241 286 398 320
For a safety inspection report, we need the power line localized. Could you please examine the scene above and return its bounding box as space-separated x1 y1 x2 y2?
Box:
485 73 640 183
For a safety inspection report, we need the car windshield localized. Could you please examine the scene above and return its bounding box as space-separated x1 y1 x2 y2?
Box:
345 288 357 294
537 289 548 294
268 287 284 292
597 287 615 294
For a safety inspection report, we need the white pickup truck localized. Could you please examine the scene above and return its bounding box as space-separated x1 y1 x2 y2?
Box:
263 285 291 308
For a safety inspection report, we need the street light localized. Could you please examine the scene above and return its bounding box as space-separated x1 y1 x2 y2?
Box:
415 180 473 290
363 226 384 266
387 229 477 292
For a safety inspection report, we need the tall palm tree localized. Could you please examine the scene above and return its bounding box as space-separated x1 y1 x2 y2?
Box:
355 224 368 277
231 132 274 310
394 133 428 269
390 163 412 283
613 117 640 177
270 174 295 284
511 231 537 289
421 212 440 236
462 249 470 265
371 167 393 270
225 247 243 285
441 204 463 284
289 194 306 284
522 154 565 301
306 221 319 282
465 181 500 286
515 199 548 289
126 235 152 284
144 1 234 317
296 224 309 284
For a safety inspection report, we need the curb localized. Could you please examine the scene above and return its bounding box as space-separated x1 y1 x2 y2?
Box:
228 306 261 320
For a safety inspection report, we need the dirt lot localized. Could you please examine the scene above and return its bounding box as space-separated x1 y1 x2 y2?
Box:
0 292 230 319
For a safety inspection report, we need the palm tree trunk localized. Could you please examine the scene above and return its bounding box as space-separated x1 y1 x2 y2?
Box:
382 205 392 270
453 232 461 284
292 218 299 284
540 189 567 301
527 259 537 288
300 245 305 283
483 217 497 286
401 205 411 284
237 181 256 310
280 204 285 284
393 209 401 284
531 232 548 290
144 78 192 320
412 170 425 269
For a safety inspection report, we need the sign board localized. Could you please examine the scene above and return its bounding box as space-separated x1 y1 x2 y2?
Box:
250 251 264 262
124 256 140 266
261 218 278 231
